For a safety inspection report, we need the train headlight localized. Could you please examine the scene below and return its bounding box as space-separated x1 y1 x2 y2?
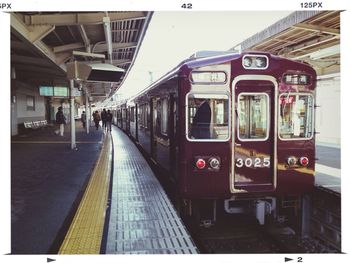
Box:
299 157 309 166
196 158 206 169
242 55 269 69
243 57 252 68
255 57 267 68
287 156 297 166
209 157 220 170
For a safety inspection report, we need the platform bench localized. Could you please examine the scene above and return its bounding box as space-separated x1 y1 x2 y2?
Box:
24 120 48 130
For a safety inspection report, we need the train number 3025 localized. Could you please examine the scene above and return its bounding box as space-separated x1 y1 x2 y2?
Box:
236 157 270 168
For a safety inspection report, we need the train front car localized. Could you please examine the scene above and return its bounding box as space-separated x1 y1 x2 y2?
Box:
178 52 316 225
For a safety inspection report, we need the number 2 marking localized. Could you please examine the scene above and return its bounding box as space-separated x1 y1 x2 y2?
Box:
254 158 261 167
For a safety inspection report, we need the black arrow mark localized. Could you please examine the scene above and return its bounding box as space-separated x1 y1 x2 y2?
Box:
47 258 56 263
285 257 293 262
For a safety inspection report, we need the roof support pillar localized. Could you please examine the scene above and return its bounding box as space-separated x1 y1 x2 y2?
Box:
103 16 113 64
70 79 77 150
84 87 90 134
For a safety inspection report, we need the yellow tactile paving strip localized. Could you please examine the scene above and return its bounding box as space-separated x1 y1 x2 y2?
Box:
59 133 112 254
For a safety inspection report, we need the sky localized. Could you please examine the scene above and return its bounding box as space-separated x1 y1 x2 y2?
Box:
116 11 293 99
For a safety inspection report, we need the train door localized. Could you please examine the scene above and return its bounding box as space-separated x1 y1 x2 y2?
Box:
232 77 277 193
126 107 130 133
135 104 138 141
150 98 157 161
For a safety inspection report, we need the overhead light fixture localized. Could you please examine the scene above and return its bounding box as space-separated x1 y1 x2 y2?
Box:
67 61 125 83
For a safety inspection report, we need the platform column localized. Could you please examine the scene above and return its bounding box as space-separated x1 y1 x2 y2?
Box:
89 100 92 127
70 79 76 150
84 87 90 134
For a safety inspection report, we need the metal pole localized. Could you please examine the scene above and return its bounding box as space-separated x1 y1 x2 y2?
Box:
70 79 76 150
84 88 89 134
89 99 92 126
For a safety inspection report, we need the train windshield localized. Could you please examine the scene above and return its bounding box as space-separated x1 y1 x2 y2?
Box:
279 93 314 139
187 94 229 140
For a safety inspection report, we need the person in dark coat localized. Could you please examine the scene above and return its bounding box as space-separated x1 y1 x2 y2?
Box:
93 111 101 130
191 99 211 139
101 109 107 130
81 111 86 128
106 110 113 132
55 106 66 136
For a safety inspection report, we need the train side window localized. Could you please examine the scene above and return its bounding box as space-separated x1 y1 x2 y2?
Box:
279 94 314 139
187 94 229 141
130 107 135 122
238 93 269 141
161 98 168 135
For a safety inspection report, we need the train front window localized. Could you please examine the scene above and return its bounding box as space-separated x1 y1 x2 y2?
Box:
279 94 314 139
238 93 269 140
187 94 229 140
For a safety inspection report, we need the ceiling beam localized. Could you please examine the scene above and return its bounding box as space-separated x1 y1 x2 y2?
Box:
230 11 322 51
292 23 340 36
93 42 137 53
12 14 55 43
282 35 338 56
292 44 340 60
11 13 67 73
112 59 132 66
11 54 52 66
78 25 91 52
24 12 146 26
14 64 66 76
53 43 84 53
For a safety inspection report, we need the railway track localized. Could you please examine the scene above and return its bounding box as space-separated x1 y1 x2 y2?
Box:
310 186 341 251
184 186 341 254
187 215 339 253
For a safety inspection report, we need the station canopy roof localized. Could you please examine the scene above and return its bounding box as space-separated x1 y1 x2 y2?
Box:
230 11 341 76
11 11 152 103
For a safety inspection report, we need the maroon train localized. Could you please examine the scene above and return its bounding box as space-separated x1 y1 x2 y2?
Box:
112 51 316 225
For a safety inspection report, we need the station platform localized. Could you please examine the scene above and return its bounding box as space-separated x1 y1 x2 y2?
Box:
10 122 338 254
11 122 104 254
315 145 341 193
105 128 198 254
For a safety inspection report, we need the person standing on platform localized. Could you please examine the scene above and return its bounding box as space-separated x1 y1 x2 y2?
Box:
101 108 107 130
93 110 101 130
55 106 66 136
106 110 113 132
81 111 86 128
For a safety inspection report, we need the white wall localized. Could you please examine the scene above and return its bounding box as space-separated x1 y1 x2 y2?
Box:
11 80 46 136
315 76 340 146
15 81 45 121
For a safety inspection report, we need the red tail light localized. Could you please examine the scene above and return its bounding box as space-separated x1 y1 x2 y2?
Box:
299 157 309 166
196 159 206 169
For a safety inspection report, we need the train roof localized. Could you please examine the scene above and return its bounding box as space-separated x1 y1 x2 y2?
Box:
132 51 240 99
129 51 315 102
